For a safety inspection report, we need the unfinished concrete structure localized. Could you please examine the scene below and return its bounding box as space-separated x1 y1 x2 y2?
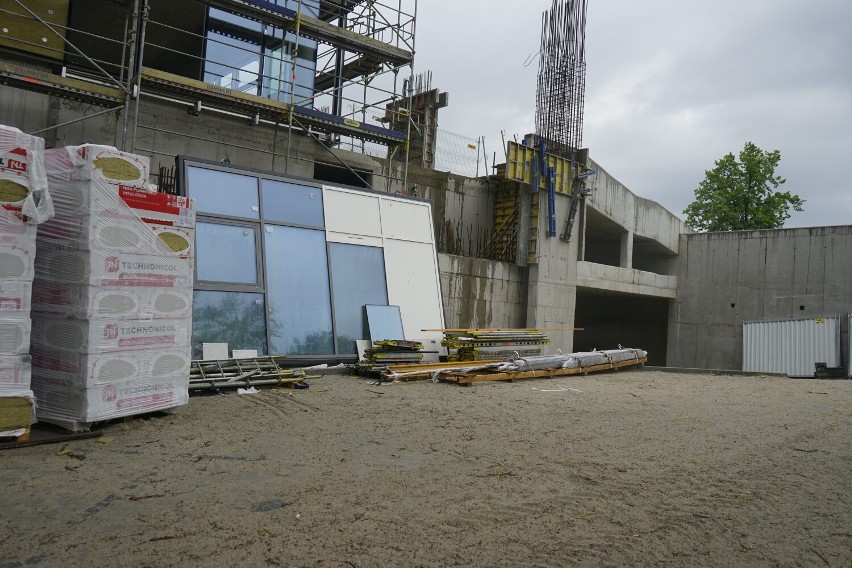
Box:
1 0 847 370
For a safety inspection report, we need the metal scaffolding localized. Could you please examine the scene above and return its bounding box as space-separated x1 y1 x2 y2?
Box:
534 0 588 159
0 0 418 189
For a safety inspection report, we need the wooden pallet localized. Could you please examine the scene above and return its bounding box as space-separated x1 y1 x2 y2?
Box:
384 360 502 382
440 356 648 385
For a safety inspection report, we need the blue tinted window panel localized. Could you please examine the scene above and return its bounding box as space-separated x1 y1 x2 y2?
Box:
196 222 259 284
187 166 260 219
329 243 388 354
192 290 268 358
264 225 334 354
262 179 324 226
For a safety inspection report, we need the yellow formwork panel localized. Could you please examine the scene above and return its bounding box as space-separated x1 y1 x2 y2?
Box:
505 141 576 194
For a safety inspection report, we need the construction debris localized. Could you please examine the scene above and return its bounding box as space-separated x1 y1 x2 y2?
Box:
189 356 316 392
385 348 647 385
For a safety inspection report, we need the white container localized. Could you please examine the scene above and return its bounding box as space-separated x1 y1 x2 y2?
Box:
31 283 193 320
34 248 192 288
31 344 191 387
30 315 191 353
0 316 31 355
0 280 32 315
0 354 31 390
743 316 841 377
32 374 189 431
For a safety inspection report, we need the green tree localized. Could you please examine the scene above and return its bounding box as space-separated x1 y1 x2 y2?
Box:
683 142 804 231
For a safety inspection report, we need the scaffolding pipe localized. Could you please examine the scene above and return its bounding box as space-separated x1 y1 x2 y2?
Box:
121 0 141 151
285 0 304 175
11 0 128 95
130 0 149 153
28 106 124 136
402 0 417 194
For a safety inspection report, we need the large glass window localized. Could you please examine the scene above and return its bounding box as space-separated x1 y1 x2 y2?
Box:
264 225 333 354
192 291 268 359
329 243 388 354
203 3 318 106
262 179 324 227
196 222 259 284
187 166 259 219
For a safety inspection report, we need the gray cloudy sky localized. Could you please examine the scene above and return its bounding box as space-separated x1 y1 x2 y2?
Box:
415 0 852 228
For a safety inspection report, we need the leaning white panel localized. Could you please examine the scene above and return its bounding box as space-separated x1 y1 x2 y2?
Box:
383 239 445 346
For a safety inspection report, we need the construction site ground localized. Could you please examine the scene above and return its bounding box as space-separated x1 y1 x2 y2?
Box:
1 369 850 567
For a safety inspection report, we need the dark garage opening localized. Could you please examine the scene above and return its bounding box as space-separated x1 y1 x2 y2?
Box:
574 288 670 366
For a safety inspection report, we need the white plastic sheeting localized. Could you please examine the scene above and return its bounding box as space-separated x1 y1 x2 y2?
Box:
31 145 194 430
742 316 841 377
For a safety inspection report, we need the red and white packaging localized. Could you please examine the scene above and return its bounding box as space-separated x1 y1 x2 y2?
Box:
0 280 32 315
32 374 188 431
0 125 52 223
0 316 31 355
30 315 191 353
31 344 191 388
31 283 193 320
0 354 31 390
44 145 150 187
34 248 192 288
47 182 195 227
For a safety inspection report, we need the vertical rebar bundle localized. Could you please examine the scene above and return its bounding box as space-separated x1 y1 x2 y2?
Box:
535 0 588 159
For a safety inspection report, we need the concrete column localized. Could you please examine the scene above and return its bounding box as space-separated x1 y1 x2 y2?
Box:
621 230 633 269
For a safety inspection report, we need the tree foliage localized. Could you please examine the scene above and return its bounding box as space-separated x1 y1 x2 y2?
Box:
683 142 804 232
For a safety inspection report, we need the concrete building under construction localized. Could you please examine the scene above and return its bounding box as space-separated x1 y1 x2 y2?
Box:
1 0 849 374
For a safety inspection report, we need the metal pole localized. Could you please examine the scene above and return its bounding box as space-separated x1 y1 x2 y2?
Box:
285 0 303 174
11 0 128 94
121 0 141 150
402 0 417 194
29 106 124 136
130 0 149 153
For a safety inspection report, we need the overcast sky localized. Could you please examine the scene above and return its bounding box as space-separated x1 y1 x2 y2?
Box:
415 0 852 229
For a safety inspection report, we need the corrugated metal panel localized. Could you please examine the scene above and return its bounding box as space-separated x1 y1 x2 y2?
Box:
743 316 841 376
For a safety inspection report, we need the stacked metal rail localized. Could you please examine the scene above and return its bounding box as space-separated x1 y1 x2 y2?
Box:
352 340 424 374
442 329 551 362
190 356 312 392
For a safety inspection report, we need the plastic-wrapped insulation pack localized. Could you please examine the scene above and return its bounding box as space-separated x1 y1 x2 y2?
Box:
0 124 54 436
30 144 195 431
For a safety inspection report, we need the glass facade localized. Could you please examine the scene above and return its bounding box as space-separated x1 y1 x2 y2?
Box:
187 161 391 358
264 225 334 354
329 244 388 354
203 2 319 106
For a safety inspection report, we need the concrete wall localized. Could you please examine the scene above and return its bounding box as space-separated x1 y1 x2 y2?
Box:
585 159 685 256
525 191 582 352
669 226 852 370
438 254 527 330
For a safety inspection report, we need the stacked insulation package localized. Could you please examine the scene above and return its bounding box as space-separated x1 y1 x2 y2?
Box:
0 125 53 438
31 145 195 431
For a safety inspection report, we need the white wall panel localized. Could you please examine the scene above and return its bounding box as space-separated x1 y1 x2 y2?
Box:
380 199 433 243
383 239 445 345
323 188 381 237
325 232 383 247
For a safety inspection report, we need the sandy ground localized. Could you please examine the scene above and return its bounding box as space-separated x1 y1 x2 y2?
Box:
1 369 850 567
